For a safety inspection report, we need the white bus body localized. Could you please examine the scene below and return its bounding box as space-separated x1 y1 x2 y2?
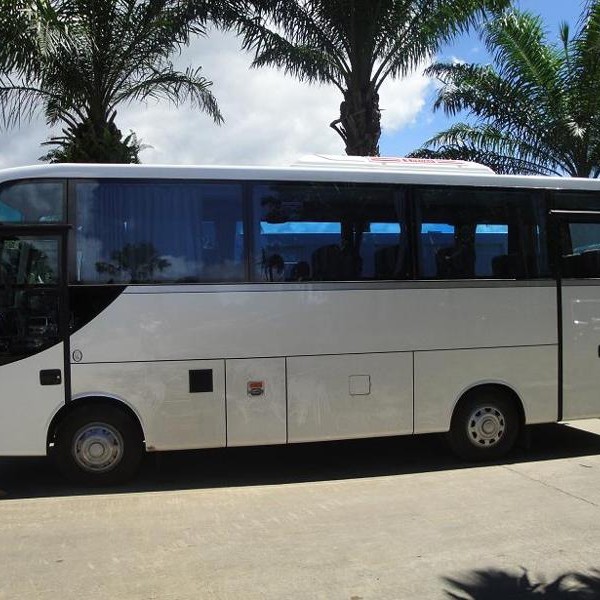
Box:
0 157 599 483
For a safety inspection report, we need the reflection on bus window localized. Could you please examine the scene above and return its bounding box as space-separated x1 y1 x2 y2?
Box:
0 181 65 223
253 183 408 282
0 236 61 366
561 222 600 278
74 181 244 283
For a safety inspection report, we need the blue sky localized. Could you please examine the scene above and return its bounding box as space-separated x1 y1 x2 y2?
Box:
380 0 584 157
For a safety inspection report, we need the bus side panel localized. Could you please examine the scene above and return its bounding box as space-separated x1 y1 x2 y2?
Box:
70 286 558 363
70 360 226 451
0 344 66 456
287 352 413 443
414 345 558 434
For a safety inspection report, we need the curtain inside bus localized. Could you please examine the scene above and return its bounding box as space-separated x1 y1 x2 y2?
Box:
74 181 244 284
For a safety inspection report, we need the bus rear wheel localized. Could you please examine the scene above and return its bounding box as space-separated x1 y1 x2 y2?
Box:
53 405 143 485
447 389 519 461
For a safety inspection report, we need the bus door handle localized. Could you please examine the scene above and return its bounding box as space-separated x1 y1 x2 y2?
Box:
40 369 62 386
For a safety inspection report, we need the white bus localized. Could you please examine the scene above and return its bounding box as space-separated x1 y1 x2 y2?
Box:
1 155 599 484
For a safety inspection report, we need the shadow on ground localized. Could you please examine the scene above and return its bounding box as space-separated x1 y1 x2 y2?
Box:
1 422 599 499
442 567 600 599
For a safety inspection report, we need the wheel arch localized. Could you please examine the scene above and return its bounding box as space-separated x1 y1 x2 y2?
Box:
450 382 526 431
47 394 146 450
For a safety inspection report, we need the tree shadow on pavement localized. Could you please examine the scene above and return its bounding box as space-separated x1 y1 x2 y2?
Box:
1 421 600 499
443 567 600 599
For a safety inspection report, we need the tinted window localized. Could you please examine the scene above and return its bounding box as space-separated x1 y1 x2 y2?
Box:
0 181 65 223
74 181 244 284
553 192 600 278
0 235 63 365
253 183 408 281
553 191 600 212
415 187 549 279
560 222 600 278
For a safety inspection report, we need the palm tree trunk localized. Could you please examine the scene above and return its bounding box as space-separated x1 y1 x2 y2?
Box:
331 83 381 156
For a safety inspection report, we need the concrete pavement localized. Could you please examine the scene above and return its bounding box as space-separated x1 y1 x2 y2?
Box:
1 421 599 599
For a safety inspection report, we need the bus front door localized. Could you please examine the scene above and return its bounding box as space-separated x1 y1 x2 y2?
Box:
555 212 600 421
0 227 69 455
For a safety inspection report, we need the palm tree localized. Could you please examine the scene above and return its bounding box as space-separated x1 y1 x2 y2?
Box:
0 0 224 163
226 0 511 156
410 3 600 177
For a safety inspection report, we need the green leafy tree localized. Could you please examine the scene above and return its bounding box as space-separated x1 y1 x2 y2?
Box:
40 112 145 163
227 0 510 156
0 0 223 163
411 3 600 177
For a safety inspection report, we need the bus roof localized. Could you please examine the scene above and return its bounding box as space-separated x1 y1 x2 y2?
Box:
1 155 600 192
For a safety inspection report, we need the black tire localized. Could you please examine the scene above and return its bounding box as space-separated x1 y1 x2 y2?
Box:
447 389 520 461
53 405 144 485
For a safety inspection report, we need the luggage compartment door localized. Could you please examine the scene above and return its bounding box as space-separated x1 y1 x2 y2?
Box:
287 352 413 443
226 357 287 446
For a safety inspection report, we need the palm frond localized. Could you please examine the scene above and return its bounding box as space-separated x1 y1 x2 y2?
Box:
564 0 600 126
425 60 561 156
0 80 50 129
252 36 344 89
411 123 569 175
114 65 223 123
232 3 351 86
483 10 567 133
374 0 509 86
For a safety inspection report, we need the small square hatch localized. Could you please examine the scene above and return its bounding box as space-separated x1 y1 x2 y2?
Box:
349 375 370 396
189 369 213 393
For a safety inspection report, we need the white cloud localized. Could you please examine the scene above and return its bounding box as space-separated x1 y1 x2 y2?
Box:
0 29 434 168
379 63 433 133
0 119 60 169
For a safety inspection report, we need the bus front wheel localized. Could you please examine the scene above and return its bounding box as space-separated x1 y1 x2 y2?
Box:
53 405 144 485
447 389 520 461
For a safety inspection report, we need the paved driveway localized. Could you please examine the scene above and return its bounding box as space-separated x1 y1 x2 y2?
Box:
1 421 600 599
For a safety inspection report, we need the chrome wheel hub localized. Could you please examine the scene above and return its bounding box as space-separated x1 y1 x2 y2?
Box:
72 423 124 473
467 406 505 447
